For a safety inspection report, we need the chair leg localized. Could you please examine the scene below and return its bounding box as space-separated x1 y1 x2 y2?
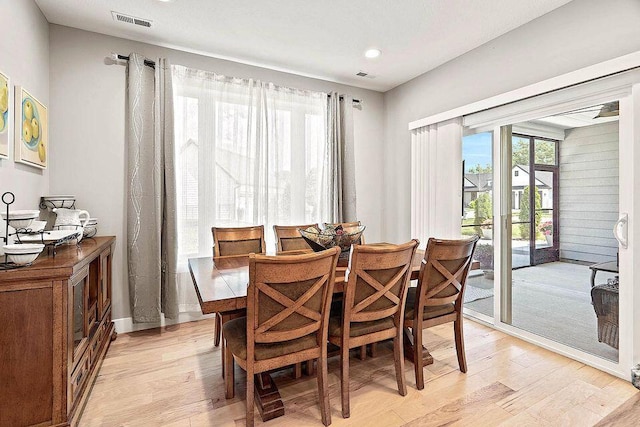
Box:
369 342 378 358
214 314 222 347
305 359 316 376
358 345 366 360
340 344 350 418
454 317 468 373
221 332 225 378
225 340 234 399
293 363 302 379
393 333 407 396
246 368 255 427
317 356 332 426
412 325 425 390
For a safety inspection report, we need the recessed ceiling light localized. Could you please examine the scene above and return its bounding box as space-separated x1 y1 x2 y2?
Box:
365 49 381 59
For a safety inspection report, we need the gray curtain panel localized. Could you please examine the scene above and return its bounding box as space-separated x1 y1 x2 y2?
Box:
126 53 178 322
327 92 357 222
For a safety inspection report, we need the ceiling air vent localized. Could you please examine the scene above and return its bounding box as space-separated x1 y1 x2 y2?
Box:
356 71 375 79
111 11 152 28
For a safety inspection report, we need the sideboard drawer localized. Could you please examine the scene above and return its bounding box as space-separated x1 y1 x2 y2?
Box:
70 352 89 405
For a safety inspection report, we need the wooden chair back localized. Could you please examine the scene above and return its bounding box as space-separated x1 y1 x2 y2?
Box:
212 225 266 257
273 224 318 253
416 236 479 313
343 240 418 328
324 221 365 244
247 248 341 358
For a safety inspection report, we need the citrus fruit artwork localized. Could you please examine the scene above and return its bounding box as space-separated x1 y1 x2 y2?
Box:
0 72 8 159
14 86 47 168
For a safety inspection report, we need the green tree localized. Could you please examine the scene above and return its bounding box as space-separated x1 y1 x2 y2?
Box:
512 139 530 167
512 138 555 167
519 186 541 239
469 192 492 234
467 164 492 173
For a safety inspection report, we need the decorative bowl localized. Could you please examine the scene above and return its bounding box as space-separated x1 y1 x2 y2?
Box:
83 224 98 238
42 195 76 209
1 210 40 229
2 243 45 265
299 224 365 253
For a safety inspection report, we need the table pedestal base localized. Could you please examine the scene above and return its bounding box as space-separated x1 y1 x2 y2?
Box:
403 328 434 366
255 373 285 421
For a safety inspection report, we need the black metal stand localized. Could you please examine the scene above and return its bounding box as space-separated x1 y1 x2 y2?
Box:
1 192 20 270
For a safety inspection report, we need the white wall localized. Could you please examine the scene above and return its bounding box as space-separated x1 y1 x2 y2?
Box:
48 25 385 322
560 122 619 263
383 0 640 242
0 0 49 209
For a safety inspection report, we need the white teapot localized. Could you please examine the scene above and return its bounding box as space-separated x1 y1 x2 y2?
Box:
52 208 90 242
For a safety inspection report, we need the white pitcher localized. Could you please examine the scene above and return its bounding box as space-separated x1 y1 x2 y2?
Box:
53 208 90 242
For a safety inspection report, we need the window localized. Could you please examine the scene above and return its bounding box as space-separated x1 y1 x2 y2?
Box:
173 69 329 259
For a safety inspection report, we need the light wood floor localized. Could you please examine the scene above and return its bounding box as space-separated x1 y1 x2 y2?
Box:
81 318 639 426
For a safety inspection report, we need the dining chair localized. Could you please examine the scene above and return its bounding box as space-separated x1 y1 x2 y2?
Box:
328 240 419 418
324 221 365 244
273 223 318 253
405 236 479 390
223 247 341 427
211 225 266 379
212 225 266 258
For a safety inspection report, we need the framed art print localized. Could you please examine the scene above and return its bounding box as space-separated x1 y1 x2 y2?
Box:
0 71 8 159
14 86 47 169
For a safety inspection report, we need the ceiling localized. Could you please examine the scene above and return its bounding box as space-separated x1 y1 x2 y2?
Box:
534 105 619 130
36 0 574 92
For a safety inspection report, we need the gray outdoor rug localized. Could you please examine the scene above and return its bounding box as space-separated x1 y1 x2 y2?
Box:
464 285 494 304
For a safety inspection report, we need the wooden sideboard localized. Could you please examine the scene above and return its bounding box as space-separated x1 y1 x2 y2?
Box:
0 236 116 427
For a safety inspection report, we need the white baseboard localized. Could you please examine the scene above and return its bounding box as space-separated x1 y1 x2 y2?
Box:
113 312 215 334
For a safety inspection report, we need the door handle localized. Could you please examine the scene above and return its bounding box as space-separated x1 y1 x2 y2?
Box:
613 213 628 249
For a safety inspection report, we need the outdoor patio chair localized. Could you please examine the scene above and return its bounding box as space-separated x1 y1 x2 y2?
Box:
591 278 619 349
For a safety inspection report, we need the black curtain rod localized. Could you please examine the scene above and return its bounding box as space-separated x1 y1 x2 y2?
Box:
116 54 360 103
117 54 156 68
329 94 361 104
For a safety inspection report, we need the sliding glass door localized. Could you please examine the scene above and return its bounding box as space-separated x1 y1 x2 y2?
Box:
500 105 620 363
461 131 494 319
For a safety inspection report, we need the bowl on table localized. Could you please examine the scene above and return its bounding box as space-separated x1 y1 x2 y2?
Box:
83 219 98 238
298 224 366 253
2 243 45 265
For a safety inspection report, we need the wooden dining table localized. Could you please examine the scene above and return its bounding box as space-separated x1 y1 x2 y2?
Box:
188 249 430 422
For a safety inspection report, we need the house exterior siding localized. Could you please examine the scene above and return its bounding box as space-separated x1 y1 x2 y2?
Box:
559 122 619 263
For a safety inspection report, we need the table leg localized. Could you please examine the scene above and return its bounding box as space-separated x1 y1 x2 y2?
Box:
403 327 434 366
591 269 597 288
254 372 285 421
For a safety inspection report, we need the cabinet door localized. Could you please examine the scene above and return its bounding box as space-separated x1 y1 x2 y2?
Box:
99 247 112 318
69 266 90 366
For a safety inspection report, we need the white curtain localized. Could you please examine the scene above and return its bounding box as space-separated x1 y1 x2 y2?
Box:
126 54 179 321
411 117 463 247
171 66 331 303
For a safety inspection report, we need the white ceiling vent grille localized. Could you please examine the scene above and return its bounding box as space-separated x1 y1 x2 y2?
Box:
111 11 152 28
